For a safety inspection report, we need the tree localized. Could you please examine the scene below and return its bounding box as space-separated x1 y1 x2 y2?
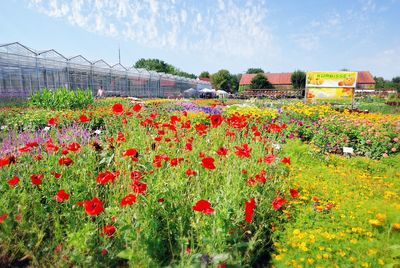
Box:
134 58 196 79
250 73 272 89
392 76 400 83
199 71 210 78
134 58 170 73
374 76 385 88
340 68 350 71
211 69 239 93
291 70 306 89
246 68 264 74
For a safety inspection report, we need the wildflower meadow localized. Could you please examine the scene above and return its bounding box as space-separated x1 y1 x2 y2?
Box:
0 97 399 267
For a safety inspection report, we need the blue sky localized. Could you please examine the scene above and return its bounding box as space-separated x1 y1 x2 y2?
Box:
1 0 399 79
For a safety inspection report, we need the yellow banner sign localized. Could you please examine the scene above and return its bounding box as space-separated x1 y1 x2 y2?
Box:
306 71 357 88
307 87 354 100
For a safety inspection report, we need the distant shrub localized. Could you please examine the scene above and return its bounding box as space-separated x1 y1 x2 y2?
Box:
29 88 94 110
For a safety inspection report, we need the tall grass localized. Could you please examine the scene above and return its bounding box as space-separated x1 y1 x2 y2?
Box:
29 88 93 110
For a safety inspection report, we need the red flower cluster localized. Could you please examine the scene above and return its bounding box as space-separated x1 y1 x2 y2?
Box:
58 157 73 166
272 196 287 211
102 225 116 237
244 198 256 223
201 157 216 170
77 196 104 216
96 170 119 185
31 174 44 185
210 114 223 128
54 189 70 203
192 199 214 214
234 143 252 158
120 194 137 206
112 103 124 114
7 176 20 186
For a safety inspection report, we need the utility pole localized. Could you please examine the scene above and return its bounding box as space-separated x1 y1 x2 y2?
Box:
118 44 121 64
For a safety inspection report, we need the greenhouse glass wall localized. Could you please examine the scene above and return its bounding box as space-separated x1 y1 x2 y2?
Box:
0 42 210 98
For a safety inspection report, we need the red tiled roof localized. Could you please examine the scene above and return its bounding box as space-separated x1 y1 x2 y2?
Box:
357 71 375 84
199 77 210 82
240 73 292 85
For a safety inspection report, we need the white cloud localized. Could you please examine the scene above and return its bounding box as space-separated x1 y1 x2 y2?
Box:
351 46 400 79
27 0 277 62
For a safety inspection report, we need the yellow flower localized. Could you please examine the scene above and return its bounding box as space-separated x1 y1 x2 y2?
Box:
361 262 369 267
292 229 301 235
376 213 386 222
368 219 382 227
392 223 400 231
367 249 377 256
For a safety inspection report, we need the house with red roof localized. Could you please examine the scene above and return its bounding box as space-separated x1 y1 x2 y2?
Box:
239 71 375 91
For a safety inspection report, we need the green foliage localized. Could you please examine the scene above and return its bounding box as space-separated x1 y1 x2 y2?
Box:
251 73 272 89
210 70 240 93
29 88 93 110
134 58 196 79
291 70 306 89
374 76 400 92
246 68 264 74
199 71 210 78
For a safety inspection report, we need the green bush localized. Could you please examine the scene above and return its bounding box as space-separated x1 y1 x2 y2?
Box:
29 88 94 110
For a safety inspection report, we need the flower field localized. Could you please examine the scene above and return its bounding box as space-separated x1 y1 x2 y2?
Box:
0 98 399 267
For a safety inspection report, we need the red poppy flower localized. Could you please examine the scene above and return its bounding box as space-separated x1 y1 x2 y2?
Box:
79 115 90 122
120 194 137 206
48 117 58 126
132 103 142 112
131 180 147 194
234 143 252 158
101 249 108 255
51 172 62 179
268 123 281 133
289 188 299 198
54 244 62 253
117 132 126 142
18 145 32 153
54 189 70 202
210 114 223 128
44 140 59 152
123 148 138 157
67 142 81 152
201 157 216 170
31 174 44 185
34 154 42 161
170 157 184 166
96 171 118 184
61 148 69 155
192 199 214 214
216 146 228 156
130 170 142 180
77 196 104 216
26 141 38 147
0 158 10 167
244 198 256 223
281 157 291 165
7 176 20 186
158 198 164 203
272 196 287 211
264 155 275 164
59 157 73 166
112 103 124 114
185 142 193 151
0 213 8 223
102 225 116 237
186 168 197 176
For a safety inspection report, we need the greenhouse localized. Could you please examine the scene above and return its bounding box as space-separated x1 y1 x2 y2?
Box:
0 42 210 98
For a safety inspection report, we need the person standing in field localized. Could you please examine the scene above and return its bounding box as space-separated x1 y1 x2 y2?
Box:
96 86 105 98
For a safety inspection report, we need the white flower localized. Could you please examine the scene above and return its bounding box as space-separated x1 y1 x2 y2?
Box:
272 143 281 150
94 129 101 135
43 126 50 132
0 125 7 130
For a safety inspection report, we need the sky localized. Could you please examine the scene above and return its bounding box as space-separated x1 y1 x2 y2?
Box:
1 0 399 79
